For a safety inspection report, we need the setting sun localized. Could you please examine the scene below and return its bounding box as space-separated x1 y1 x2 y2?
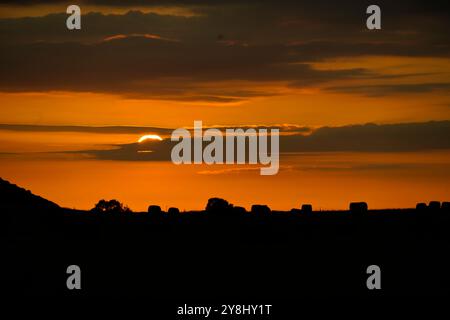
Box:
138 134 163 143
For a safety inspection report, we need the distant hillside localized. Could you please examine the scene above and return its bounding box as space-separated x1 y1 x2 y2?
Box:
0 178 59 211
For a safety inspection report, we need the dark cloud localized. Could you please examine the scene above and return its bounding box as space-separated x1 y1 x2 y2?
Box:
2 0 449 13
292 162 430 172
0 2 449 101
0 124 174 135
326 83 450 97
0 36 375 101
2 3 449 48
0 123 310 135
45 120 450 161
280 121 450 152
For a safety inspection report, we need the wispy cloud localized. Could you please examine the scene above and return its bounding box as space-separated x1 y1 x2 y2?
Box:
102 33 179 42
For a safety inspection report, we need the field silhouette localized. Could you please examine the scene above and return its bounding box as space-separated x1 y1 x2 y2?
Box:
1 177 449 298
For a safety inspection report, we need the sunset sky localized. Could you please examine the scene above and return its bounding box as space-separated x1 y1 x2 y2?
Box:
1 0 449 211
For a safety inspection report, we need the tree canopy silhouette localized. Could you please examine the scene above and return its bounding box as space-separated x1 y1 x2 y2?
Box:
91 199 131 214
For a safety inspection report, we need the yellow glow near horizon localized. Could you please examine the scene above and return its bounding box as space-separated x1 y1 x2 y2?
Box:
138 135 163 143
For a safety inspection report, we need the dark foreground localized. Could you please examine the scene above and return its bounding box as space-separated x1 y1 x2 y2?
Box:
3 207 450 299
1 179 449 302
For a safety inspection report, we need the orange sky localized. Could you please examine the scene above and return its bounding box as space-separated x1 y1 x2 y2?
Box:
1 56 449 127
1 2 449 210
1 151 449 211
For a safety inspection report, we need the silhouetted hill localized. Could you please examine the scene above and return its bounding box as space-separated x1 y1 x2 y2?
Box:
0 178 59 211
1 177 61 247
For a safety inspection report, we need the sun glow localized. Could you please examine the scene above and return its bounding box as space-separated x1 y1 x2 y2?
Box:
138 135 163 143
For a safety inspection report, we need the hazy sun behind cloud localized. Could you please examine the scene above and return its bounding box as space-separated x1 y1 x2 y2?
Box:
138 134 163 143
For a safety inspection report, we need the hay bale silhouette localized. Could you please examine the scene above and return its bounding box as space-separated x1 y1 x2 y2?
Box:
442 202 450 212
251 204 271 215
290 208 302 214
232 206 246 215
167 207 180 215
416 203 427 211
428 201 441 211
205 197 232 213
301 204 313 214
349 202 368 214
148 205 162 215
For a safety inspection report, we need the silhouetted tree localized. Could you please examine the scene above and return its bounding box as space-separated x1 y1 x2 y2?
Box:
91 199 131 214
